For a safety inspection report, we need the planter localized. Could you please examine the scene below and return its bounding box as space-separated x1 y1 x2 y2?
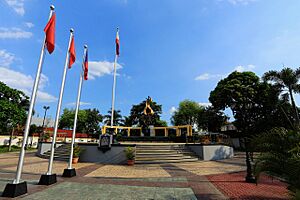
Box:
72 157 79 164
127 160 134 166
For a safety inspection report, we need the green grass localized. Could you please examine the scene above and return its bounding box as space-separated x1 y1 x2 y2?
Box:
0 145 36 153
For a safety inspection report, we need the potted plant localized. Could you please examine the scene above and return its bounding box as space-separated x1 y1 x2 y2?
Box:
72 145 84 164
124 146 135 166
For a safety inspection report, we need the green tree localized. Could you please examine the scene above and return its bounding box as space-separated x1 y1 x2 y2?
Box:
197 106 228 132
104 110 125 126
59 108 102 134
126 98 163 128
171 100 203 126
263 67 300 125
0 81 29 134
209 71 281 182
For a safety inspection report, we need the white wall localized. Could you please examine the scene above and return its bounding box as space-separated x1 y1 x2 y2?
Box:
0 135 39 147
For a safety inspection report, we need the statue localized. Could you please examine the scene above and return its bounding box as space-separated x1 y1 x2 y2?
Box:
143 96 154 115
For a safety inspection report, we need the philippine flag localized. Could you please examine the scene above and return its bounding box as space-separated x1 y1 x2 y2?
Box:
83 49 88 80
115 29 120 56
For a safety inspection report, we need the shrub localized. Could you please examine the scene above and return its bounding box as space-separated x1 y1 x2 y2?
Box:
124 146 135 160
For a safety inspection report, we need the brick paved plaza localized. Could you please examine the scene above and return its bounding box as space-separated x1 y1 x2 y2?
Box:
0 151 289 200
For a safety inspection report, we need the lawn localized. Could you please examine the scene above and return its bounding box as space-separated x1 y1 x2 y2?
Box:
0 145 36 153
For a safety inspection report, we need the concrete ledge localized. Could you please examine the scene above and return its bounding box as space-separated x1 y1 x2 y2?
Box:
187 144 234 160
36 142 134 164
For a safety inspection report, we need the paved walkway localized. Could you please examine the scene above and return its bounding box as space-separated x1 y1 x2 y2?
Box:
0 151 289 200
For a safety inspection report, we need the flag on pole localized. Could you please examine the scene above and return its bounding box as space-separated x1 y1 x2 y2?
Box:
84 49 88 80
44 12 56 54
115 29 120 56
68 36 76 68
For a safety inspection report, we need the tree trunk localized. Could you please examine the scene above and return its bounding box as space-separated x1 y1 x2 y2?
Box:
289 87 300 126
244 138 256 183
8 127 14 152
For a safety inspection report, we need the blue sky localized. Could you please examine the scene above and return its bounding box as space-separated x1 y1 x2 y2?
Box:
1 0 300 125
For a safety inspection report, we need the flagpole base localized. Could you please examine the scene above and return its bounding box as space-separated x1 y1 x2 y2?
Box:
62 168 76 177
38 174 57 185
2 181 27 198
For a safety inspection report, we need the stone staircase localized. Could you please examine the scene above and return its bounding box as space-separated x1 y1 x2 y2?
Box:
135 144 199 164
41 144 71 161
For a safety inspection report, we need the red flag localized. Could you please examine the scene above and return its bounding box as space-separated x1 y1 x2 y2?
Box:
84 49 88 80
44 13 56 54
68 36 76 68
115 30 120 56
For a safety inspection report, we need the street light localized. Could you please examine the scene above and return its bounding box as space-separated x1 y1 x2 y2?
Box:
40 106 50 141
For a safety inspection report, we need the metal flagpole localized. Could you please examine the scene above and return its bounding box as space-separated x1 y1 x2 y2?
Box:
13 5 55 185
110 54 118 129
67 45 87 171
46 29 73 177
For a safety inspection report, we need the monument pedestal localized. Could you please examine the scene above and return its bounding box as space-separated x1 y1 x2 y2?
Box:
149 125 155 137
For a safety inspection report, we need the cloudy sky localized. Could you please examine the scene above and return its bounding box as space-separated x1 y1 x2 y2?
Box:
1 0 300 124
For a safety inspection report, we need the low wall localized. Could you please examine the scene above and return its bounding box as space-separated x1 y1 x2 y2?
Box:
79 144 135 164
37 142 135 164
0 135 39 148
187 144 234 160
36 142 64 156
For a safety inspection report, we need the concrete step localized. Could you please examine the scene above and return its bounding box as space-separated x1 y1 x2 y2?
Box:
136 154 195 158
136 156 197 161
135 158 199 164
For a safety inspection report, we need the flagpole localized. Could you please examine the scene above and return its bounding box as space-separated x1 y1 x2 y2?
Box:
2 5 55 198
110 28 119 131
39 29 73 185
63 45 87 177
110 54 118 129
15 5 55 185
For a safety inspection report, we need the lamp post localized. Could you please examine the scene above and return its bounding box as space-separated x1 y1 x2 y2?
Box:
40 106 50 142
42 106 50 128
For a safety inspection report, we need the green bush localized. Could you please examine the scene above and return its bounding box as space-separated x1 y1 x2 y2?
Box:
124 146 135 160
253 127 300 199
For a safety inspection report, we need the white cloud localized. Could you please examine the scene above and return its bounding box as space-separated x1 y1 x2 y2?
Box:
169 106 177 115
195 64 256 81
234 64 255 72
88 61 122 80
5 0 25 16
36 91 57 103
24 22 34 28
199 102 212 107
66 102 92 106
0 49 15 67
220 0 257 5
0 67 57 103
195 73 223 81
0 27 32 39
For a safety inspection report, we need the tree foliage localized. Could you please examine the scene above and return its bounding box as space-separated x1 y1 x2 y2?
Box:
59 108 102 134
171 100 202 126
209 71 282 136
171 100 227 132
0 81 29 134
198 106 228 132
263 67 300 126
253 128 300 198
104 110 125 126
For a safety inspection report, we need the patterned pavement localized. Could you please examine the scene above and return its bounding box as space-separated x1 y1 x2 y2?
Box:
0 151 289 200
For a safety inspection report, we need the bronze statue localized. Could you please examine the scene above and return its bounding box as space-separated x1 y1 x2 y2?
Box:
143 96 154 115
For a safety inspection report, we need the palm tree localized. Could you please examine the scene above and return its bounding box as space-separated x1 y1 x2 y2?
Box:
104 110 125 126
262 67 300 125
